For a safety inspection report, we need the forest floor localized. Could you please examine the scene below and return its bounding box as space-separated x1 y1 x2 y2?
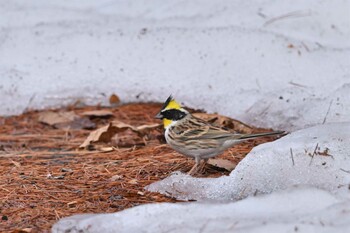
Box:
0 102 279 232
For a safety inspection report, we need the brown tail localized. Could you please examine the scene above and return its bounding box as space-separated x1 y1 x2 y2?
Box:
238 131 285 140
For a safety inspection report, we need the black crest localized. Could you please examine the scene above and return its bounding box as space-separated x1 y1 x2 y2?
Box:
160 95 173 111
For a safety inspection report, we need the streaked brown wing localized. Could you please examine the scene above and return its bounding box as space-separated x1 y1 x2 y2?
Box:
174 116 236 140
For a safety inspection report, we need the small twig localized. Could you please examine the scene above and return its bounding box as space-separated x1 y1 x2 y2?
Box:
309 143 319 166
257 11 267 18
54 209 61 220
315 42 324 49
228 150 235 159
259 103 272 116
313 143 319 155
1 187 10 192
340 168 350 174
301 42 310 52
290 148 295 166
323 99 333 124
264 10 311 26
288 81 308 88
23 93 36 113
238 187 247 200
104 166 111 174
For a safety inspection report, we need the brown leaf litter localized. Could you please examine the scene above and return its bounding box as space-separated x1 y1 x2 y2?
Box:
0 103 281 232
79 121 161 149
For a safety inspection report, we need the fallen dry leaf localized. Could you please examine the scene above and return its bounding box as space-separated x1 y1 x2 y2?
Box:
98 147 116 152
128 179 138 184
38 111 95 130
79 120 161 148
109 94 120 106
38 111 78 126
193 113 253 133
207 158 236 171
81 110 114 118
79 124 114 148
110 175 123 181
69 117 96 130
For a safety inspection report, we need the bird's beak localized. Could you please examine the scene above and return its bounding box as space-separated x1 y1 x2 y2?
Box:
155 112 163 119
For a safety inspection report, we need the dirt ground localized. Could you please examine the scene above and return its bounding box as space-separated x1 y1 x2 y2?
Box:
0 102 279 232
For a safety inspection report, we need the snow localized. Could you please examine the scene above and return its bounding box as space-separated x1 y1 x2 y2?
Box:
242 84 350 130
2 0 350 232
1 0 350 131
146 122 350 201
52 187 350 233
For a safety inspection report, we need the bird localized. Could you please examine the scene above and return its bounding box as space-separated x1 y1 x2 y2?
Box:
155 95 284 175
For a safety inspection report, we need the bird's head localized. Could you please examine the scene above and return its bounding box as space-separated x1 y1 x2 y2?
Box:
155 95 188 128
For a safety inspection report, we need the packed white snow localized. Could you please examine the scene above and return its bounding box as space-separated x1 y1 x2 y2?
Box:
1 0 350 131
146 122 350 200
241 83 350 131
52 187 350 233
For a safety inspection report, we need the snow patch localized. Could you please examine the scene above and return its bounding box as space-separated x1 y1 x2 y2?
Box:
146 123 350 200
242 84 350 131
52 187 350 233
1 0 350 132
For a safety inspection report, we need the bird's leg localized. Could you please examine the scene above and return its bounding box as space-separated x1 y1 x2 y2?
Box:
187 157 201 175
198 158 209 173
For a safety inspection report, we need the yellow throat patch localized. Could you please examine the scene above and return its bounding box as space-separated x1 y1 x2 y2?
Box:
163 118 173 128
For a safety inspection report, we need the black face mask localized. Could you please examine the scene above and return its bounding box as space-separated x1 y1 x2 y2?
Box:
160 109 186 121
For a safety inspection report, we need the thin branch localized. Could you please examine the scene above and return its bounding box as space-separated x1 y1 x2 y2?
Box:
264 10 311 26
301 42 310 52
290 148 295 166
340 168 350 174
323 99 333 124
309 143 319 166
288 81 308 88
